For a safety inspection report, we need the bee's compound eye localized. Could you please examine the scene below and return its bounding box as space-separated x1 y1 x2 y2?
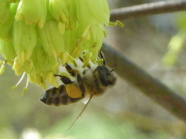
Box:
97 66 116 86
100 74 109 86
107 73 116 85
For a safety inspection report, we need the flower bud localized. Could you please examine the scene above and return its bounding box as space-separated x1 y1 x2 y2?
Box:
8 0 20 3
0 0 11 24
38 19 64 57
15 0 47 28
13 20 37 63
0 64 5 75
49 0 77 30
76 0 109 26
30 45 58 74
0 39 16 60
0 15 14 40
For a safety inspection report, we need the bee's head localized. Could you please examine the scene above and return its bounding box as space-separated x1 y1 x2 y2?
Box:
95 65 117 87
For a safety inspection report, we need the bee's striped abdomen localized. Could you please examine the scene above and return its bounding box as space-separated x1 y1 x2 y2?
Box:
40 85 83 106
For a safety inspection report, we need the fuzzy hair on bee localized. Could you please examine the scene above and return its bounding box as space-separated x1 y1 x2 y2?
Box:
40 52 117 106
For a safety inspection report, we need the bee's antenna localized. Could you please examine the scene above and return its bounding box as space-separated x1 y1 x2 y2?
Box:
110 68 116 73
114 49 117 68
99 50 106 65
108 51 117 73
66 94 94 133
110 49 117 71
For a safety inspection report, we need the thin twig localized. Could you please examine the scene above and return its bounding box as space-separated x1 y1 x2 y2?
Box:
110 0 186 21
102 43 186 123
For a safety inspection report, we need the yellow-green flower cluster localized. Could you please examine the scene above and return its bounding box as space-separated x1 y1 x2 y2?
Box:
0 0 110 89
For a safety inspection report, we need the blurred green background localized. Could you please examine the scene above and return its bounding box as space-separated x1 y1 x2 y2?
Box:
1 0 186 139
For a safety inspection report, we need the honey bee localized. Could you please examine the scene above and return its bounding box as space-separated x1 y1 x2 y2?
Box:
40 52 116 131
40 52 117 106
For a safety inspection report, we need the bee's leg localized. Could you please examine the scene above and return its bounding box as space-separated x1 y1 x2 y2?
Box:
54 74 62 77
79 57 91 69
55 64 78 83
65 64 77 77
56 75 83 98
64 63 85 94
60 75 72 85
54 74 72 85
98 50 106 65
54 74 69 83
87 65 91 69
79 57 84 63
82 69 90 75
77 74 85 97
65 63 85 96
54 64 78 85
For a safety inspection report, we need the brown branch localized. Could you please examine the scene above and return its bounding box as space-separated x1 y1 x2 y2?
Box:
110 0 186 21
118 111 186 133
102 43 186 123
